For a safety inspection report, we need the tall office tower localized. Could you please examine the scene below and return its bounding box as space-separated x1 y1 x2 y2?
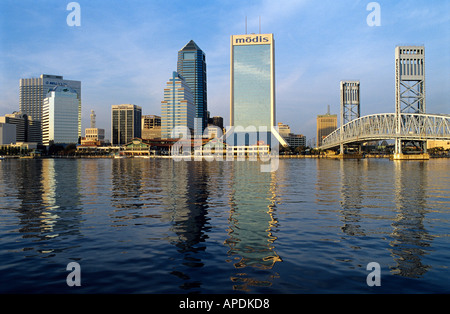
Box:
177 40 207 136
229 33 287 146
19 74 81 136
0 112 42 144
42 86 80 146
317 107 337 147
111 104 142 145
340 81 360 126
161 72 195 139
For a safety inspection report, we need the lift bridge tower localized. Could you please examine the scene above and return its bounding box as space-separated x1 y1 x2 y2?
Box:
339 80 360 154
395 46 426 155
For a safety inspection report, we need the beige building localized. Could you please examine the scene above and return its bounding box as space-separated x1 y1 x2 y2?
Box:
317 110 337 147
85 128 105 142
427 140 450 150
142 115 161 139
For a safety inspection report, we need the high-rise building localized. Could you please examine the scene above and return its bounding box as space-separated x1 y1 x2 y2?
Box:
0 112 42 144
229 33 286 147
19 74 81 136
111 104 142 145
42 86 80 146
177 40 207 135
161 72 195 139
317 107 337 147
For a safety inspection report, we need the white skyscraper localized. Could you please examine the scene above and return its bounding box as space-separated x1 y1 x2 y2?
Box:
20 74 81 136
42 86 80 146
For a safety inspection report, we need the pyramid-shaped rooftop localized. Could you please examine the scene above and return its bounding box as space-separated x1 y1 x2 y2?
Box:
179 40 201 51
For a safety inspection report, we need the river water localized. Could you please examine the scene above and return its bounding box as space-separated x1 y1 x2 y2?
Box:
0 157 449 294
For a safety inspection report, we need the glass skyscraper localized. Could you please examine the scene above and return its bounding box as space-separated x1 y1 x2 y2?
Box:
177 40 207 136
161 72 195 139
229 33 286 147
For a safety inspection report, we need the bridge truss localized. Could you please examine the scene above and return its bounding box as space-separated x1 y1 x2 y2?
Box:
320 113 450 151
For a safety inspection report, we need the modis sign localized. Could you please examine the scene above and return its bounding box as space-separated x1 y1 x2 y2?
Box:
232 34 273 45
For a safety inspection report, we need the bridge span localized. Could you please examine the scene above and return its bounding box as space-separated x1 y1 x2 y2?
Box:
320 113 450 153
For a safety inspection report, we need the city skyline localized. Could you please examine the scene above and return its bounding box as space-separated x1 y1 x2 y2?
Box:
0 1 449 142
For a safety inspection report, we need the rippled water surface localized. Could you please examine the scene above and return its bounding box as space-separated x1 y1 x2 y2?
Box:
0 158 449 293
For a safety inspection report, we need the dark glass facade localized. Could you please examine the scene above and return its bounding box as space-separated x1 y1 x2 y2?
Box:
177 40 207 136
112 105 142 145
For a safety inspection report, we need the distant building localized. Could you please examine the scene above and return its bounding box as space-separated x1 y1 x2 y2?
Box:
278 122 291 138
278 122 306 148
0 112 41 144
161 72 195 139
111 104 142 145
85 128 105 142
0 123 16 145
42 86 80 146
177 40 208 135
208 116 223 130
142 115 161 139
207 116 224 138
317 107 337 147
20 74 81 136
285 133 306 148
90 110 96 128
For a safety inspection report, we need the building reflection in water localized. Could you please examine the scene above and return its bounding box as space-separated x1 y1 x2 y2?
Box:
110 159 145 223
158 160 211 291
390 161 431 278
315 158 433 279
12 159 82 255
338 160 367 237
225 161 281 291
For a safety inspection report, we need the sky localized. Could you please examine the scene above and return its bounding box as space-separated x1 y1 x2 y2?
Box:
0 0 449 144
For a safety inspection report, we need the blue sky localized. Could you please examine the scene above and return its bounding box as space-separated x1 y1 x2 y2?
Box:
0 0 449 143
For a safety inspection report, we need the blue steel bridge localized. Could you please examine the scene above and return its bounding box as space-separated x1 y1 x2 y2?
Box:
319 112 450 151
319 46 450 157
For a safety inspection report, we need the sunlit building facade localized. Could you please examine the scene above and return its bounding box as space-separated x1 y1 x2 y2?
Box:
161 72 195 139
229 33 286 147
20 74 81 136
42 86 80 146
317 111 337 147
